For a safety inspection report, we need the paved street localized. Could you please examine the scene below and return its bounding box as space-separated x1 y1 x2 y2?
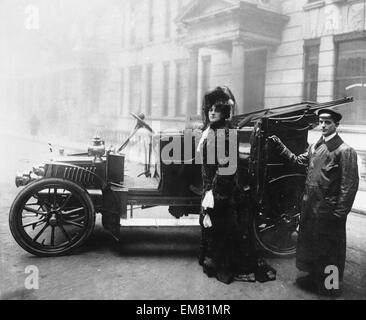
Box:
0 133 365 300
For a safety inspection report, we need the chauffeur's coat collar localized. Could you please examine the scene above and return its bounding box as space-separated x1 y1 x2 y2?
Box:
325 133 343 152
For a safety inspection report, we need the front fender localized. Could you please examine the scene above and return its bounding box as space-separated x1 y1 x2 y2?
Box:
100 184 128 239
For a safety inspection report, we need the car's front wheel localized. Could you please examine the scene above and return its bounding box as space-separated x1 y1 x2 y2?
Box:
9 178 95 256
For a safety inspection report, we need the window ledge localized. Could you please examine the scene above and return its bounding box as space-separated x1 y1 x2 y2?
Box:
127 44 143 51
303 0 348 11
303 1 325 11
312 125 366 134
136 116 186 122
143 38 174 48
338 125 366 134
328 0 348 4
345 0 361 3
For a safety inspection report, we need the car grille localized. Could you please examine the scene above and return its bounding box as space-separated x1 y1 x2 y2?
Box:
44 163 99 187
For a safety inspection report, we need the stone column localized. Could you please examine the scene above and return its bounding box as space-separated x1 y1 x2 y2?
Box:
141 64 148 115
187 47 199 118
123 68 131 117
170 61 177 117
317 35 336 102
231 39 246 114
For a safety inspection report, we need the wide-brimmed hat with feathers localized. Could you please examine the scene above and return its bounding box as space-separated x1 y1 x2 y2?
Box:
201 86 236 126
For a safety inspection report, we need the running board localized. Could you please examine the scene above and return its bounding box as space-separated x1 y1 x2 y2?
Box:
120 217 199 227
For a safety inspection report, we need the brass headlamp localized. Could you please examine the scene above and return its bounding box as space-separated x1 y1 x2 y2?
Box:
88 136 105 163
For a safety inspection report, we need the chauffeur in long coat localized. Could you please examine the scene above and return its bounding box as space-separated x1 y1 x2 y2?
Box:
270 109 359 296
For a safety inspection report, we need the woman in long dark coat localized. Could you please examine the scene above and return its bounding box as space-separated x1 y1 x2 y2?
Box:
198 86 276 284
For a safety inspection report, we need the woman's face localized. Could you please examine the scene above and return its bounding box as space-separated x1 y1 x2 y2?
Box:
208 105 224 123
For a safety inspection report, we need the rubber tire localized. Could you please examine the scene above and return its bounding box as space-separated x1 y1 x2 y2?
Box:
253 218 297 257
252 175 304 257
9 178 95 257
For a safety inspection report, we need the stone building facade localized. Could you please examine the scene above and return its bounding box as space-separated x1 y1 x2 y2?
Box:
116 0 366 184
1 0 365 184
116 0 366 126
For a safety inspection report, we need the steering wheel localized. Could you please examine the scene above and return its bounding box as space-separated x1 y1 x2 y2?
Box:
131 112 154 133
117 112 154 153
129 113 155 178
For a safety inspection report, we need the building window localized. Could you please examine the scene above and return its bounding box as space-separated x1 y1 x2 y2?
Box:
120 69 124 115
177 0 183 11
303 41 320 102
121 4 126 48
335 38 366 124
165 0 171 39
17 80 26 113
148 0 154 42
129 66 142 113
82 68 102 113
162 62 170 116
130 0 143 46
175 60 188 116
201 55 211 97
146 64 153 116
130 1 137 45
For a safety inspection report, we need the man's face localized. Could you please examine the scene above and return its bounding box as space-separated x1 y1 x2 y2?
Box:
319 114 338 137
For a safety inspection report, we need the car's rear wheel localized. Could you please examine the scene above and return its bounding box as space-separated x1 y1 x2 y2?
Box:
9 178 95 256
253 175 304 257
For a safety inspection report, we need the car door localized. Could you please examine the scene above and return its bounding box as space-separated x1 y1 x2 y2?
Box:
249 116 308 255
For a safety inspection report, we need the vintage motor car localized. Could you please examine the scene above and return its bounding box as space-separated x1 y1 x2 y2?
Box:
9 97 354 257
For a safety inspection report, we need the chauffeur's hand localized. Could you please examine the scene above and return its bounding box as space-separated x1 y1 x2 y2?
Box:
268 135 286 153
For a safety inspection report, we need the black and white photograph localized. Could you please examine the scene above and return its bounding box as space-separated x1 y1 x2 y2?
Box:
0 0 366 302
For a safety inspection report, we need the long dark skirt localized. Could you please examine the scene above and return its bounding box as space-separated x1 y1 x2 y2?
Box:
199 199 258 283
